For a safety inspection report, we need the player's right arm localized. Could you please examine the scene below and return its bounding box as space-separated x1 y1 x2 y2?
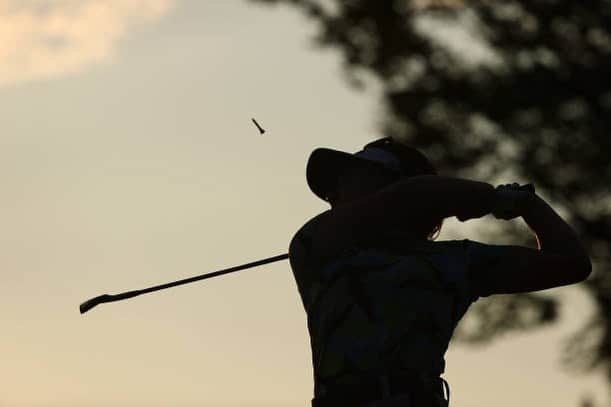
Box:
466 241 591 297
466 192 591 297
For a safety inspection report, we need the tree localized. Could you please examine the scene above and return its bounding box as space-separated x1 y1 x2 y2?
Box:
249 0 611 393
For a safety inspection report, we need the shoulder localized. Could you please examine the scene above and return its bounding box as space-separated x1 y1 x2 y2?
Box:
419 239 488 301
289 213 324 253
288 212 330 269
289 210 358 267
459 238 526 298
461 238 511 280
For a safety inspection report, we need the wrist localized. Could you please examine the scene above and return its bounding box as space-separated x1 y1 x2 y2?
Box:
519 192 540 218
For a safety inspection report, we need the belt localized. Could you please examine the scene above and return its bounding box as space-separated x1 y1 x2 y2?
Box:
311 372 450 407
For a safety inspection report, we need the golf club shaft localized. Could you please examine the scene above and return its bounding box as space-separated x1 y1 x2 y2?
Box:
79 253 289 314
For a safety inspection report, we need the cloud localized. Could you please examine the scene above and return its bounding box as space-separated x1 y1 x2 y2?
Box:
0 0 175 87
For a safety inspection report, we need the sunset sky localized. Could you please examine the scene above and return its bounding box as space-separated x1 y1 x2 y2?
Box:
1 1 608 406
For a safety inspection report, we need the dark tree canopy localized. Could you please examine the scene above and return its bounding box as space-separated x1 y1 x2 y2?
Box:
250 0 611 389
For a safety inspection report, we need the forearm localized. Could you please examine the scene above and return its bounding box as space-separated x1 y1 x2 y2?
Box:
521 194 591 265
403 175 498 222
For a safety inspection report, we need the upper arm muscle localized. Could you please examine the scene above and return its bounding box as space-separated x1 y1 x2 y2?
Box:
467 241 591 297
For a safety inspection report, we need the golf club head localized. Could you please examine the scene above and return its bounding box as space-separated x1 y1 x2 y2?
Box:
79 294 111 314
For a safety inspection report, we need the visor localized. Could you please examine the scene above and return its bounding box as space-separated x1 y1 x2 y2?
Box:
354 147 403 173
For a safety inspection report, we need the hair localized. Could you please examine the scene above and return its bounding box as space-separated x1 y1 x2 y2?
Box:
427 219 443 241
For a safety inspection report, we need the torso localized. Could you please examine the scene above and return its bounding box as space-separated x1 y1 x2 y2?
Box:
289 217 478 399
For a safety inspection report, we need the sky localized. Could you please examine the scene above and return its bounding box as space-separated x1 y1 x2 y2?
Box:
0 1 609 406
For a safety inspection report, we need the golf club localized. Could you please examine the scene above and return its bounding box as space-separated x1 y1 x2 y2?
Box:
79 183 535 315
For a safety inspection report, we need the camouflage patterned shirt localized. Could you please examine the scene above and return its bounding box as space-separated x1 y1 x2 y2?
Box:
288 214 491 399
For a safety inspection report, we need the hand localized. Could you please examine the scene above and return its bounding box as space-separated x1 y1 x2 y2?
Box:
492 183 536 220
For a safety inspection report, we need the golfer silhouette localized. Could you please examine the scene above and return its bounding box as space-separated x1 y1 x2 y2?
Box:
288 137 591 407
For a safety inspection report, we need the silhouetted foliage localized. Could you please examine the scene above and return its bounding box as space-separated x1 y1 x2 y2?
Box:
249 0 611 392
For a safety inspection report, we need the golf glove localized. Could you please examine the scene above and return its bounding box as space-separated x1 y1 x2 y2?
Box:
492 183 534 220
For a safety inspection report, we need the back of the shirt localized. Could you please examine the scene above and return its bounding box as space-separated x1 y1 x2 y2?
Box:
289 217 487 399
